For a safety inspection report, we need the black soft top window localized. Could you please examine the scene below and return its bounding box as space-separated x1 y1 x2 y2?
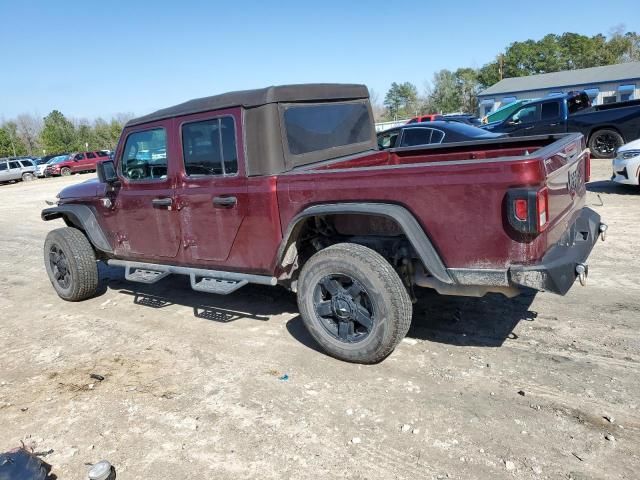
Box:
283 101 372 156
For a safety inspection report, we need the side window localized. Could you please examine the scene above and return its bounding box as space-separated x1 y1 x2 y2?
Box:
86 152 96 159
377 131 399 149
182 117 237 176
510 105 539 124
430 129 445 144
121 128 168 181
400 128 432 147
541 102 560 120
20 160 33 167
0 162 7 171
9 161 20 169
76 153 85 160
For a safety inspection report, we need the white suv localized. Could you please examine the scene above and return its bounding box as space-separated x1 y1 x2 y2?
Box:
612 138 640 187
0 158 37 184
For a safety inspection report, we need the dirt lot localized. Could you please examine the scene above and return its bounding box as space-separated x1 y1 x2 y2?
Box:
0 161 638 479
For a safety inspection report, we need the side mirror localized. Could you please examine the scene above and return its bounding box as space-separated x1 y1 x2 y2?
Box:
97 160 118 183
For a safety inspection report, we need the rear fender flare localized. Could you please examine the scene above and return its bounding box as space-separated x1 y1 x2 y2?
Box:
277 203 453 284
41 204 112 253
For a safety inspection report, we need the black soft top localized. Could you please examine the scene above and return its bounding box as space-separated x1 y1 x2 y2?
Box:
127 83 369 126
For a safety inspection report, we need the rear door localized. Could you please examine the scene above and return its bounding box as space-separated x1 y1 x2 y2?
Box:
175 109 248 264
83 151 98 171
529 100 565 135
7 160 22 180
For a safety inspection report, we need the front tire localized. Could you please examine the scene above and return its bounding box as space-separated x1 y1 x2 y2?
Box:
60 167 72 176
297 243 412 363
22 172 35 182
589 129 624 159
44 227 99 301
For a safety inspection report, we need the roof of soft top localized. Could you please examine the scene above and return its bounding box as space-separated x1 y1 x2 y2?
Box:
126 83 370 127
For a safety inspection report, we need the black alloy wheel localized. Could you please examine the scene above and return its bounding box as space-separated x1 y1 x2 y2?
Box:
313 274 375 343
49 244 71 290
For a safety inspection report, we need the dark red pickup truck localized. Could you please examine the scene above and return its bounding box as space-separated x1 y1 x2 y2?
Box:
42 84 606 363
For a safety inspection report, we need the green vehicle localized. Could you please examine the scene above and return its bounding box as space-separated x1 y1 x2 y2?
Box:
483 99 533 124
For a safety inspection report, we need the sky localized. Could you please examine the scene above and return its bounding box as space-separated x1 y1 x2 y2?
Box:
0 0 638 120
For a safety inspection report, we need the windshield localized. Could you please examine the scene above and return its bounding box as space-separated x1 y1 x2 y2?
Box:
50 155 69 164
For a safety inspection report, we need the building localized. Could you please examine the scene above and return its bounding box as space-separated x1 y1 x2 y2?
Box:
477 61 640 117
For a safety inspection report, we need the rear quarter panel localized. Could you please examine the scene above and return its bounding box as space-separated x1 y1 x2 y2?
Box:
276 135 586 271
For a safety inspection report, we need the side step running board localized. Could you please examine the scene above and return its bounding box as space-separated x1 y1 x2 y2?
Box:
108 259 277 295
190 275 248 295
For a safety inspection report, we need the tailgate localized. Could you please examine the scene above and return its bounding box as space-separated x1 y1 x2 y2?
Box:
542 135 590 247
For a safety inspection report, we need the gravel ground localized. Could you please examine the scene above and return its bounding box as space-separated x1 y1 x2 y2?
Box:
0 160 638 479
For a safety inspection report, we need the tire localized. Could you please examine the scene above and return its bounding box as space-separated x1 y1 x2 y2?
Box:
60 167 72 176
44 227 99 301
297 243 412 363
21 172 35 182
589 129 624 159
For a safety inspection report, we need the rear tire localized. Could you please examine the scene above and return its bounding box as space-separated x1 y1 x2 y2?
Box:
60 167 71 176
589 129 624 159
297 243 413 363
44 227 99 301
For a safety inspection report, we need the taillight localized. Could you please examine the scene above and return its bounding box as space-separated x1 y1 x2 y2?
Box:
514 199 528 221
536 187 549 232
506 186 549 235
584 150 591 182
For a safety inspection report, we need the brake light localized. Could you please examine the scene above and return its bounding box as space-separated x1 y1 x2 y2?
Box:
584 150 591 182
536 187 548 231
506 186 549 235
514 199 528 221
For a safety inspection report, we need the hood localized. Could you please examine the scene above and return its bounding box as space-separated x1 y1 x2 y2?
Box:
58 178 105 200
618 138 640 153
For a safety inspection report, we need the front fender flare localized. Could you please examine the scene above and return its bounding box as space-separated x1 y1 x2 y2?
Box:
42 204 112 253
277 203 453 284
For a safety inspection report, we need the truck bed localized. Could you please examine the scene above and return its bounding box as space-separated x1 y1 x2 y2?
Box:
277 134 589 271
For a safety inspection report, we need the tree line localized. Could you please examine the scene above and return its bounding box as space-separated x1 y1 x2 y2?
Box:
0 110 132 158
377 29 640 121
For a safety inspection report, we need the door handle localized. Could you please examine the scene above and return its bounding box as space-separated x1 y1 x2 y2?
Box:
152 197 173 208
213 196 237 207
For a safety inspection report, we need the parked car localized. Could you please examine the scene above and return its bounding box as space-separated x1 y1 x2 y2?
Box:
44 151 109 176
0 157 37 183
442 114 482 126
41 83 605 364
377 121 507 149
482 91 640 158
38 155 66 177
407 114 444 123
612 138 640 187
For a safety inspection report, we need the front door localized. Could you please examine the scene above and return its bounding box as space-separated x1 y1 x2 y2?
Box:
111 122 181 259
70 153 86 173
175 111 247 264
500 104 541 137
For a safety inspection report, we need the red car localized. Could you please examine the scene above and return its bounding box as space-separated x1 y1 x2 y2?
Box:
407 114 444 123
41 84 605 363
45 151 109 177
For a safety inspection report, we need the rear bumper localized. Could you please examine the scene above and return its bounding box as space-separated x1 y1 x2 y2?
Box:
509 207 603 295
